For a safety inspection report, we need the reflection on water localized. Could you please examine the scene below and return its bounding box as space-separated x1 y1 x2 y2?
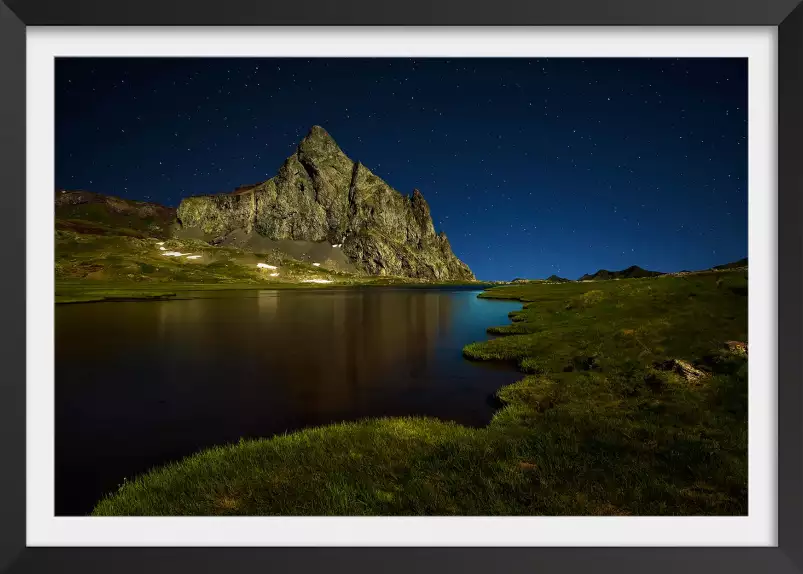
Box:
55 288 521 515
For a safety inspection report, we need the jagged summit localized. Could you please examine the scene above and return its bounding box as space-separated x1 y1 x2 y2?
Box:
176 127 474 281
298 125 345 161
303 124 335 142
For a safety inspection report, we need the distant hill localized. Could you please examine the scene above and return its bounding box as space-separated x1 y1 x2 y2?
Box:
55 189 177 239
509 275 570 284
578 265 664 281
546 274 571 283
712 257 748 270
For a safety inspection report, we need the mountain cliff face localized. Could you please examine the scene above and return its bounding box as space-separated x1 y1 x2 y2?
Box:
176 126 474 280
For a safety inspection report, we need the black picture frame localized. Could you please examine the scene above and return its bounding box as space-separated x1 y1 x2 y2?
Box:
1 1 800 572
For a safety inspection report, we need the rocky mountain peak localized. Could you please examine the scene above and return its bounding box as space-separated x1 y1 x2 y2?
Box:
305 124 333 141
297 125 346 162
176 127 475 281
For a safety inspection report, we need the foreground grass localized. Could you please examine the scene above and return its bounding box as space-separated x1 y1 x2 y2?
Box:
93 271 747 516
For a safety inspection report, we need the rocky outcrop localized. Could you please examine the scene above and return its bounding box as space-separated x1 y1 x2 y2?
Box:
724 341 748 357
177 126 474 280
655 359 709 382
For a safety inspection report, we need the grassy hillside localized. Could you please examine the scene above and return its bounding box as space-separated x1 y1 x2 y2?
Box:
55 230 348 290
713 258 748 271
93 270 747 516
55 229 485 303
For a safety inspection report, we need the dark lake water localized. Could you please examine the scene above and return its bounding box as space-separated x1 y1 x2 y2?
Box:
55 287 522 515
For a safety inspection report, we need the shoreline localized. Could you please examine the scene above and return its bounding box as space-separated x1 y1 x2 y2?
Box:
55 279 499 304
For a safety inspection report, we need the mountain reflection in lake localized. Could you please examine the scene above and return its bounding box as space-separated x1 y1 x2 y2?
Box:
55 288 522 515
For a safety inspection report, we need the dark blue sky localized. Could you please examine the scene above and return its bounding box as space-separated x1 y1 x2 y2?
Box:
55 58 747 281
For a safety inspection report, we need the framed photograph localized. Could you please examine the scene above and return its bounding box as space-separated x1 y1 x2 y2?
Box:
1 1 801 572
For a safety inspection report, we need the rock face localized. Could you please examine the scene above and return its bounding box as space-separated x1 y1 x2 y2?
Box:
176 126 474 280
656 359 709 382
724 340 748 357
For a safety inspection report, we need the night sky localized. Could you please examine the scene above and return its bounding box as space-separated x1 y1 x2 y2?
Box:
55 58 747 281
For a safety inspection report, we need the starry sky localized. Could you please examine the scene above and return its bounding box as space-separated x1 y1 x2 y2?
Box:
55 58 747 281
